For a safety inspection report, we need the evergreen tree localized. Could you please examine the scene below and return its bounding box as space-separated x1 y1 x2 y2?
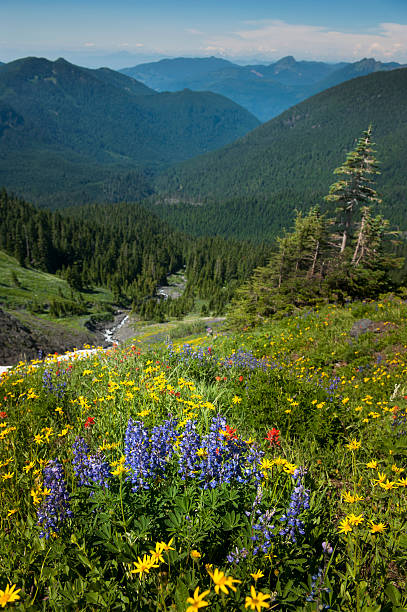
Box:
325 125 381 253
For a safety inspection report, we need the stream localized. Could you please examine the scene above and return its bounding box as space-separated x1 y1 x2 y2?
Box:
0 269 198 374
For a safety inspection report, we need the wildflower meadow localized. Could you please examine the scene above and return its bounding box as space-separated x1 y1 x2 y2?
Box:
0 297 406 610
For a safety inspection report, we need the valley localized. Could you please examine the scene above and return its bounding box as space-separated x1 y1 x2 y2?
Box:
0 45 406 611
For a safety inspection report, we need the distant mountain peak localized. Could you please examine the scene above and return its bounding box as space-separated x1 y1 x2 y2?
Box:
274 56 297 67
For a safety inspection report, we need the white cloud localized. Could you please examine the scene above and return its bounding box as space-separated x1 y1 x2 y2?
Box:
185 28 204 36
205 20 407 62
84 42 96 47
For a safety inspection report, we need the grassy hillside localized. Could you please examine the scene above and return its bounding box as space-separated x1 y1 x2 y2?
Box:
0 250 112 312
154 68 407 239
0 250 115 363
0 57 259 207
0 296 406 609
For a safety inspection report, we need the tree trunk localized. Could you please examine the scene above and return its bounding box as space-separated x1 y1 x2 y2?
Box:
340 201 355 254
310 240 320 277
352 214 366 265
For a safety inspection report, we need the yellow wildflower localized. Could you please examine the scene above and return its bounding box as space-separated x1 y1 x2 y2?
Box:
0 584 21 607
347 513 364 526
283 462 297 475
23 461 35 473
149 543 165 564
342 491 364 504
190 550 202 560
207 567 241 595
186 586 210 612
131 554 158 577
372 472 387 486
379 479 397 491
111 464 129 477
1 472 14 481
369 521 387 534
158 537 175 552
345 439 361 451
245 585 271 611
338 518 353 534
259 458 273 471
136 409 151 417
250 570 265 582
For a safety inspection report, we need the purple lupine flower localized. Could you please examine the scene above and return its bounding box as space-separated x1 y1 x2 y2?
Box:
178 419 201 479
37 460 72 539
72 437 110 489
322 541 333 555
149 418 177 476
251 508 276 554
306 566 331 607
198 414 227 488
42 368 67 397
124 419 152 490
124 417 177 490
279 467 310 542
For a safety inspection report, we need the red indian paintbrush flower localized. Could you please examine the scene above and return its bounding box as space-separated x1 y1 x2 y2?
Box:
84 416 95 428
265 428 280 446
224 424 238 440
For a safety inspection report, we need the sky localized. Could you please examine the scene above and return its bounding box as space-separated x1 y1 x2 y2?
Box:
1 0 407 68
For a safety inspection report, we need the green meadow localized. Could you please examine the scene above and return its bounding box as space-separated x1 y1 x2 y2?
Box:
0 296 406 610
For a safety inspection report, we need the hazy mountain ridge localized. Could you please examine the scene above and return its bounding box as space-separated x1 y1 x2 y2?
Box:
121 56 402 121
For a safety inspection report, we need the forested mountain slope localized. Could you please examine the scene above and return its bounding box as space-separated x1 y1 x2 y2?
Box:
154 68 407 240
0 57 259 207
311 57 403 94
0 190 271 319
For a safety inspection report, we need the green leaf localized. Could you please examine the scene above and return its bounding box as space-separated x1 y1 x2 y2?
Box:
385 584 401 605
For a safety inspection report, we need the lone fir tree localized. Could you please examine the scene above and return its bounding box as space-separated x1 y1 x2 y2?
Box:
325 125 381 254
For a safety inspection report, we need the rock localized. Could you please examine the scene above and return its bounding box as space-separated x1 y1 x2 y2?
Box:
349 318 394 339
0 307 99 365
0 308 37 363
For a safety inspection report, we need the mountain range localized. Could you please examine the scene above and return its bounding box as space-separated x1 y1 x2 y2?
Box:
0 54 406 239
0 57 259 206
121 56 403 121
153 67 407 240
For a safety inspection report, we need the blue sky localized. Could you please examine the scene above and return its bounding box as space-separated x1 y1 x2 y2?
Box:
1 0 406 67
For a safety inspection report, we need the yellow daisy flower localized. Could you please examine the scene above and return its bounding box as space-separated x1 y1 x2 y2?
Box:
245 585 271 611
186 586 210 612
0 584 21 607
